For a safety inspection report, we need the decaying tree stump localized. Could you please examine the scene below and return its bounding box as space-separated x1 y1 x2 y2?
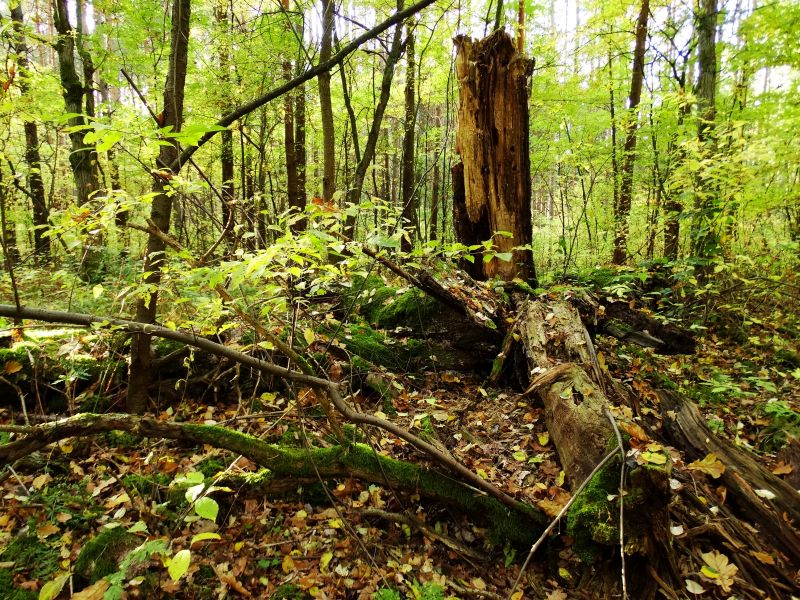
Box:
453 30 534 282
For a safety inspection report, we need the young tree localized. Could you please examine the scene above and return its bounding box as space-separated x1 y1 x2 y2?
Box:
10 3 50 263
612 0 650 265
400 26 417 252
128 0 192 414
318 0 336 202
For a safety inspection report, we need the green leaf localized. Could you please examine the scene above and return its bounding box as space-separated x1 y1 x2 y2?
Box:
194 497 219 521
191 532 221 546
168 549 191 581
494 252 513 262
39 572 69 600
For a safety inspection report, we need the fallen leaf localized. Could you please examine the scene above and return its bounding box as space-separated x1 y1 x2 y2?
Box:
71 579 110 599
37 523 59 539
4 360 23 374
620 421 649 442
688 454 725 479
772 461 793 476
32 474 52 490
701 550 738 593
685 579 705 594
641 451 667 465
750 551 775 565
38 572 68 600
754 489 776 500
282 555 295 573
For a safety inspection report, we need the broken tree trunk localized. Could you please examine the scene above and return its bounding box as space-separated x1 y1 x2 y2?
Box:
453 30 535 282
659 390 800 566
516 296 676 598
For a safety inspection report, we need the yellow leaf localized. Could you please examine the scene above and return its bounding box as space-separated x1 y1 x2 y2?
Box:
701 550 738 593
688 454 726 479
641 451 667 465
71 579 110 599
538 432 550 446
303 328 315 346
32 473 52 490
4 360 23 374
282 555 296 573
234 542 245 552
320 551 333 573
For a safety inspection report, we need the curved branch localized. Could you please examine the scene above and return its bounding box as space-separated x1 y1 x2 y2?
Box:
0 413 545 545
0 303 521 510
171 0 437 171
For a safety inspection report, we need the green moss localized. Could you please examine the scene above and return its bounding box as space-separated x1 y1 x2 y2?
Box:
196 457 227 478
121 472 171 497
776 348 800 369
334 323 425 370
102 430 140 448
271 584 311 599
567 453 671 563
74 526 140 586
0 532 60 581
0 569 36 600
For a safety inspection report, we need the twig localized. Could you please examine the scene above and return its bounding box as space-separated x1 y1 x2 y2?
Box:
507 449 618 599
605 408 628 600
362 508 486 561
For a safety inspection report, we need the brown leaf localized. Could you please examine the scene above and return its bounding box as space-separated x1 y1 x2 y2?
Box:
772 461 793 476
620 421 649 442
37 523 60 539
71 579 110 599
4 360 23 374
688 454 726 479
750 551 775 565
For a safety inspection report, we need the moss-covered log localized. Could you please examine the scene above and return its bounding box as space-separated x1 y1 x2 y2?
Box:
0 413 546 547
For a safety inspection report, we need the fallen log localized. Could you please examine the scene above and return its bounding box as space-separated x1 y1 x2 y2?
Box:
659 389 800 566
0 413 546 547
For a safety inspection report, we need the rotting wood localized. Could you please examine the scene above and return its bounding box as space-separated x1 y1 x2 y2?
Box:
659 389 800 566
453 30 535 282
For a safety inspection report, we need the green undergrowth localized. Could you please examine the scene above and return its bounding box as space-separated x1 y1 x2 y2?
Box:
73 526 141 588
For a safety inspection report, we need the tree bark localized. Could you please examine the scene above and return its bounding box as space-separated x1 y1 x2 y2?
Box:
10 4 50 263
52 0 100 208
612 0 650 265
318 0 336 202
215 1 236 250
343 0 405 237
453 30 535 282
691 0 720 264
127 0 191 414
400 27 417 252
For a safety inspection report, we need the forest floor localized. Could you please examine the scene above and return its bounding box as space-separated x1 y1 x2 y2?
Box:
0 278 799 599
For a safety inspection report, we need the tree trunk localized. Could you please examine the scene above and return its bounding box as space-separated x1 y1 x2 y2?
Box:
344 0 405 237
612 0 649 265
690 0 720 265
294 45 307 228
283 60 300 227
53 0 99 208
318 0 336 202
400 27 416 252
11 4 50 263
127 0 191 414
453 30 535 282
215 1 236 250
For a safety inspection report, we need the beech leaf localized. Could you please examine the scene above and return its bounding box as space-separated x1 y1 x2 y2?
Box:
688 454 725 478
